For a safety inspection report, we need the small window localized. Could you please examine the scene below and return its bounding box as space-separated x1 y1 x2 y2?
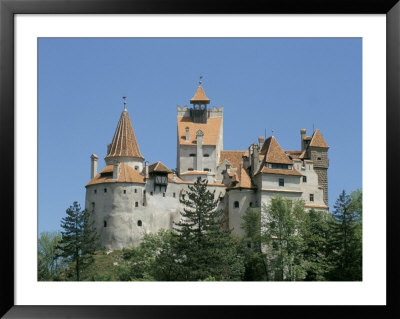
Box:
303 176 307 183
150 192 153 196
317 157 321 161
104 221 107 228
104 188 107 193
249 202 253 208
94 189 97 194
134 189 137 193
279 178 284 187
204 154 209 157
91 202 95 211
204 168 210 172
234 201 239 208
135 202 138 207
189 154 196 157
123 189 126 194
163 192 166 197
137 220 142 227
219 197 223 202
173 193 176 198
188 168 194 171
310 194 314 202
135 166 139 171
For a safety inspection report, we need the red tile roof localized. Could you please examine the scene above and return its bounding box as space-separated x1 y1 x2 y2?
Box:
177 116 222 145
105 110 144 160
190 85 210 104
86 163 146 186
260 136 293 164
259 166 303 176
148 161 172 174
310 129 329 148
219 150 246 169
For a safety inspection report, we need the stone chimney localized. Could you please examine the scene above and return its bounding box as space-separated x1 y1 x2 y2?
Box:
145 161 149 176
90 154 98 179
185 127 190 141
258 136 265 148
196 129 204 171
300 129 306 151
113 162 120 180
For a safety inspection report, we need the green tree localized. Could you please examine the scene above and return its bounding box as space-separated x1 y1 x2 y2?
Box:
240 208 268 280
301 209 331 281
117 230 174 281
327 190 362 281
57 201 99 281
262 196 306 281
38 231 65 281
155 177 245 281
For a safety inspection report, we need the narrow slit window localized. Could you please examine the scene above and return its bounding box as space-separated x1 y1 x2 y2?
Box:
173 193 176 198
134 189 137 193
310 194 314 202
104 221 107 227
135 202 138 207
279 178 284 187
104 188 107 193
123 189 126 194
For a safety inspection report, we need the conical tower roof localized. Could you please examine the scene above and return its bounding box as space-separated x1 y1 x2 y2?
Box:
105 109 144 160
260 136 293 164
310 129 329 148
190 85 210 104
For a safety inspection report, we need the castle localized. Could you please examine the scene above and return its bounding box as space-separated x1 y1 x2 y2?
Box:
85 83 329 249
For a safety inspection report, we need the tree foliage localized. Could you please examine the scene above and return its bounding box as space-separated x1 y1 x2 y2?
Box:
38 231 66 281
327 190 362 281
56 201 99 281
154 177 245 281
262 197 307 281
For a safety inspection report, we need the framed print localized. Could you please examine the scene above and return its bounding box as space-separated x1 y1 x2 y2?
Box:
1 0 399 318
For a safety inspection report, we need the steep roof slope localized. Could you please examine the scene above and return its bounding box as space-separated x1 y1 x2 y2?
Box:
105 109 144 160
260 136 293 164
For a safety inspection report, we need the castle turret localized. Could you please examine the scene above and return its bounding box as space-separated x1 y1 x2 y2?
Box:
308 129 329 205
189 76 210 123
105 97 144 171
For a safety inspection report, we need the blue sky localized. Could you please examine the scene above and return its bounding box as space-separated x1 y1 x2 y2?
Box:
38 38 362 234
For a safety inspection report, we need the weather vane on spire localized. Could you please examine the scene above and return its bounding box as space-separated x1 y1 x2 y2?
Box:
122 96 127 110
272 128 274 136
199 75 203 85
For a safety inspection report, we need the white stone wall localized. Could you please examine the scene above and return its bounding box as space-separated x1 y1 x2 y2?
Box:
178 145 217 174
261 174 301 192
86 179 226 249
227 189 257 237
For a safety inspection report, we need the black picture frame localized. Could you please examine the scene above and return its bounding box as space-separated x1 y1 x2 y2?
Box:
1 0 399 318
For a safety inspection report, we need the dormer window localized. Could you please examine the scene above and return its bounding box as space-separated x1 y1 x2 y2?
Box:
269 163 290 170
204 168 210 172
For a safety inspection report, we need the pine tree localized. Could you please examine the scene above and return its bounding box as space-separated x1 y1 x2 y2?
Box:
301 209 331 281
327 190 362 281
57 201 98 281
156 177 244 281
